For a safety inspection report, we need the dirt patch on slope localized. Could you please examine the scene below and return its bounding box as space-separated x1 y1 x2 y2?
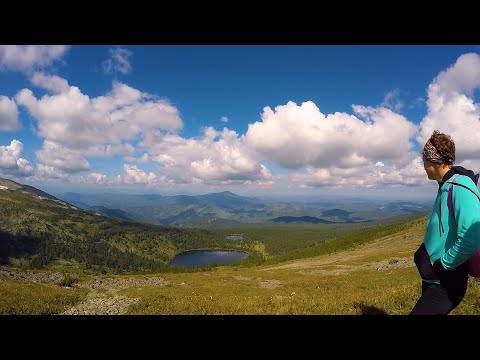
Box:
233 275 251 281
259 279 281 289
79 276 169 290
0 269 169 315
61 276 169 315
0 269 65 284
61 289 138 315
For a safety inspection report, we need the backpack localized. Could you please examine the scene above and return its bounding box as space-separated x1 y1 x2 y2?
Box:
446 173 480 277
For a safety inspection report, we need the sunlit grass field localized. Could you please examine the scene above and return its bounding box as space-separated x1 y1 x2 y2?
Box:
2 214 479 315
0 280 88 315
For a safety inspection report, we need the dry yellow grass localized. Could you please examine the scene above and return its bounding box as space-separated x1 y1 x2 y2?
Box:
118 217 479 314
3 216 480 314
0 279 88 314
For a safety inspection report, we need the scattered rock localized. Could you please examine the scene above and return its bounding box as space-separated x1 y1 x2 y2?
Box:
0 269 170 315
297 269 351 276
233 275 251 281
79 276 169 290
259 279 281 289
371 258 414 271
0 269 64 284
61 289 138 315
63 276 169 315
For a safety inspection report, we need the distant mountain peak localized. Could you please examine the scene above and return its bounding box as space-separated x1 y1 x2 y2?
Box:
219 191 237 196
204 191 245 199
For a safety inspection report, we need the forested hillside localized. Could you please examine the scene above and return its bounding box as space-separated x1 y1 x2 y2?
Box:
0 179 250 274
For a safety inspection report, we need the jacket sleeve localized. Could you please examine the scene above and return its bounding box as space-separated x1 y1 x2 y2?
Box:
440 177 480 270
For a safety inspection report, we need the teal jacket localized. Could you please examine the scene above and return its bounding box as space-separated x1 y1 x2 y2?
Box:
422 172 480 283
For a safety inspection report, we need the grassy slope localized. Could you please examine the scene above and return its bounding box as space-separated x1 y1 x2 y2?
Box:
119 216 425 314
121 216 480 314
3 214 478 314
0 187 247 273
0 280 88 315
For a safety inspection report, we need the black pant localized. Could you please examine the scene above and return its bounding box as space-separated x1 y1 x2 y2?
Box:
410 262 469 315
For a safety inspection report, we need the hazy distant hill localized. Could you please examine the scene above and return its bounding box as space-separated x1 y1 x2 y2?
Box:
380 201 431 213
57 191 268 227
56 191 431 228
88 206 133 221
269 216 335 224
172 191 259 207
321 209 351 217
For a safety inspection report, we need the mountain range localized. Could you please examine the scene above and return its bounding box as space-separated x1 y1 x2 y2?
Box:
0 176 432 275
55 189 432 228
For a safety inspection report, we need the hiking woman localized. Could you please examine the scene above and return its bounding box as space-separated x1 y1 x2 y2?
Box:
411 130 480 315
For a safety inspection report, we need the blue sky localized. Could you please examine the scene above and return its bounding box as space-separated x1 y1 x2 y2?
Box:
1 45 480 200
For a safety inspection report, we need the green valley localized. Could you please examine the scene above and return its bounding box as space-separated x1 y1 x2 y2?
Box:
1 177 479 315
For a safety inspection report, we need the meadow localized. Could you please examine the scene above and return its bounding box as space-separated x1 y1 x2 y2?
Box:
2 214 479 315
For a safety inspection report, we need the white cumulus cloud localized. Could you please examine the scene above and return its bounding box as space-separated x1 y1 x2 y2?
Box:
117 164 157 184
30 72 70 94
417 52 480 169
124 153 149 163
15 79 182 174
103 47 133 74
141 126 272 185
0 96 19 131
76 172 108 184
0 140 34 177
381 89 404 111
35 141 90 173
16 81 182 149
0 45 69 73
245 100 417 170
289 156 428 189
83 143 136 158
33 164 69 181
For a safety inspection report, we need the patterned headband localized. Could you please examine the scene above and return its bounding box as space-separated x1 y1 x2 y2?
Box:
422 141 447 164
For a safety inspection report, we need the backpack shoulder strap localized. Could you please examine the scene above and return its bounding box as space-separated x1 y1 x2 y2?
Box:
446 175 480 225
447 175 461 219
